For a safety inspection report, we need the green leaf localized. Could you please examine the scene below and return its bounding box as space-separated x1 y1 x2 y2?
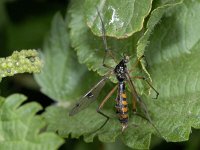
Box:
44 101 155 149
0 94 64 150
34 13 101 102
137 0 183 52
0 50 42 82
69 0 180 84
136 0 182 81
144 0 200 142
69 0 144 78
85 0 152 38
38 0 200 149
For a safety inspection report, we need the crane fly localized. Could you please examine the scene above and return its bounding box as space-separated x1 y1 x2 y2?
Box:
69 7 159 133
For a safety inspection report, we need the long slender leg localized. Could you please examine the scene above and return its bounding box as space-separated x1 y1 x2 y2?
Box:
126 74 161 136
98 85 118 109
134 111 162 137
132 93 137 112
102 60 114 69
128 54 159 99
132 76 159 99
127 85 161 135
96 7 118 67
135 95 151 121
95 85 118 131
128 55 145 73
125 73 140 112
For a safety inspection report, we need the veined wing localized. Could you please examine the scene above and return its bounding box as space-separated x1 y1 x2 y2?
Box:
69 77 108 116
126 73 162 136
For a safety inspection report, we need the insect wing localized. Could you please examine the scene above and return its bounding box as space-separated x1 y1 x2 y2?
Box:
69 77 108 116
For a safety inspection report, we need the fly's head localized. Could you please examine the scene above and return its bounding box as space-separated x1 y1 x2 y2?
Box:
114 56 129 82
123 54 130 64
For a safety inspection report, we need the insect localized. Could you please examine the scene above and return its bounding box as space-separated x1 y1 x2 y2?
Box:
69 7 159 132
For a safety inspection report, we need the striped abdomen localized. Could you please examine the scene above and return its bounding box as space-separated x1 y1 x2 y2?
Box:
115 81 128 131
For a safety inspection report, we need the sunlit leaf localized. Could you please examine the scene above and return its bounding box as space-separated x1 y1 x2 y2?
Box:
85 0 152 38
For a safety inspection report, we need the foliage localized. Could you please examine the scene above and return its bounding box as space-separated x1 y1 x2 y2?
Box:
36 0 200 149
1 0 200 149
0 94 64 150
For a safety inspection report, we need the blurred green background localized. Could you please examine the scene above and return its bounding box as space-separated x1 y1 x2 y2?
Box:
0 0 200 150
